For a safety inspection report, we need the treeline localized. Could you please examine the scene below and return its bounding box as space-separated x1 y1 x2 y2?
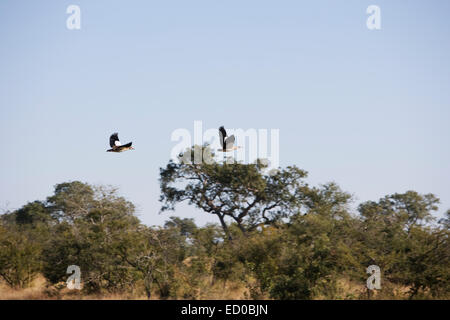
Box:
0 148 449 299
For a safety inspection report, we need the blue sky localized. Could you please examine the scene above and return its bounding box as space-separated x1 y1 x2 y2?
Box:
1 0 449 226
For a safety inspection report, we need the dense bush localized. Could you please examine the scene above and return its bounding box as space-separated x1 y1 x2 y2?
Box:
1 156 449 299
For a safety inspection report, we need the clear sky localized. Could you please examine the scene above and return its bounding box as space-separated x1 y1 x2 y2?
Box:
1 0 449 226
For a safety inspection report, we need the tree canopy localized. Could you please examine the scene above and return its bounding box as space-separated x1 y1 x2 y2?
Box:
0 159 448 299
160 145 310 239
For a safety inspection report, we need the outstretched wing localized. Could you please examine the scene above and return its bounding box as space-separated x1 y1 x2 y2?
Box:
225 135 235 150
109 133 121 148
219 126 227 147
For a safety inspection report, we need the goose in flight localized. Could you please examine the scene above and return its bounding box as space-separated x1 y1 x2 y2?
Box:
107 132 134 152
218 126 240 152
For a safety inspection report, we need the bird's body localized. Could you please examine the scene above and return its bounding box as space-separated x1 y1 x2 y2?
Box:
107 133 134 152
218 126 240 152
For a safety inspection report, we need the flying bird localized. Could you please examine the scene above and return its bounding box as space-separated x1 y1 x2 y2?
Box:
218 126 240 152
107 132 134 152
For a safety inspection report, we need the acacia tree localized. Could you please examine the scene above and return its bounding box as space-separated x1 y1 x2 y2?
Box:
159 145 310 239
117 224 187 299
358 191 447 298
0 224 42 288
42 181 142 294
439 209 450 229
0 202 52 289
358 191 439 234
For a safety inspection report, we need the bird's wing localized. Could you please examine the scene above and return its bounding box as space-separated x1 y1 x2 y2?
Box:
225 135 235 150
121 142 132 148
219 126 227 147
219 131 224 147
110 133 120 148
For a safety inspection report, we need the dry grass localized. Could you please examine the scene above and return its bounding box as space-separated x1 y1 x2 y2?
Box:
0 275 437 300
0 275 250 300
196 281 250 300
0 276 49 300
0 276 138 300
332 278 415 300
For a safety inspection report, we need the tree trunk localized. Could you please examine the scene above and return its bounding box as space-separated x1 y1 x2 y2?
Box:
236 221 247 236
216 213 232 240
144 273 153 300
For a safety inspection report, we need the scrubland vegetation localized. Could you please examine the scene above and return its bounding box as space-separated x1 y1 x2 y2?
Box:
1 147 449 300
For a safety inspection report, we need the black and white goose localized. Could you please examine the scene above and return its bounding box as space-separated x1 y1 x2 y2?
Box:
218 126 240 152
107 132 134 152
